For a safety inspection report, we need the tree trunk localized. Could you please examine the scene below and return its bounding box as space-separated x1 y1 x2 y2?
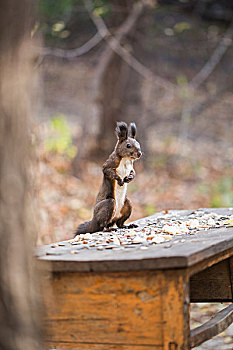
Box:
99 55 131 153
0 1 41 349
96 0 141 156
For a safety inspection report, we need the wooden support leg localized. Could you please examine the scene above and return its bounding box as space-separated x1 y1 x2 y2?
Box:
161 270 190 350
190 304 233 348
229 256 233 298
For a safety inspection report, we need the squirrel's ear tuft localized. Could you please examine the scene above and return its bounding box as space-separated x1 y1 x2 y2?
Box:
129 122 136 138
116 121 128 141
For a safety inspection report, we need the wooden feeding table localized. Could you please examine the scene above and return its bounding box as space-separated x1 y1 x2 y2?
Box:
37 208 233 349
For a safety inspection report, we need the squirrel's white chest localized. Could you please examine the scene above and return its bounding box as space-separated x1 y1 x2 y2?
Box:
114 158 133 219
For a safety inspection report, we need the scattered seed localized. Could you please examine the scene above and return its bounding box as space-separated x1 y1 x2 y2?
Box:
70 250 78 254
51 210 233 252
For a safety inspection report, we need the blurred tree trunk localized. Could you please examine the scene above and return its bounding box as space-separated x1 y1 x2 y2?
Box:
98 55 131 152
96 0 141 156
0 1 41 350
72 1 143 175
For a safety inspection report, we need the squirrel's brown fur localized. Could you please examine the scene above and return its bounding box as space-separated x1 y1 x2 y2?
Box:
75 122 141 235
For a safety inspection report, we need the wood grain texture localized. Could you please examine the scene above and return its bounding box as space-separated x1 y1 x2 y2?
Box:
190 259 233 302
161 270 190 350
229 256 233 298
43 269 189 349
188 246 233 277
46 342 162 349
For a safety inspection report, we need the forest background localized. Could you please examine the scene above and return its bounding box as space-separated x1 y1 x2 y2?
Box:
0 1 232 349
34 1 233 348
35 0 233 247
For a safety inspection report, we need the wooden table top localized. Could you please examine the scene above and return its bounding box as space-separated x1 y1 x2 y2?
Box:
36 208 233 272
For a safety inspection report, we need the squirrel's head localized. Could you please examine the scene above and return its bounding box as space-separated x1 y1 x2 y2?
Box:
115 122 142 160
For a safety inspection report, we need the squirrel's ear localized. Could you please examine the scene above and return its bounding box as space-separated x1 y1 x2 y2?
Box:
115 121 128 141
129 122 136 138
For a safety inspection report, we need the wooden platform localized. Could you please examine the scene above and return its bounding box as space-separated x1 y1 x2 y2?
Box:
37 208 233 349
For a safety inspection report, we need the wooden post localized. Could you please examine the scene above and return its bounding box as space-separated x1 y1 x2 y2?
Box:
229 256 233 299
161 270 190 350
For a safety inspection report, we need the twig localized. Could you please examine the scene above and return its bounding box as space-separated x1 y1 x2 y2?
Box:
39 32 103 59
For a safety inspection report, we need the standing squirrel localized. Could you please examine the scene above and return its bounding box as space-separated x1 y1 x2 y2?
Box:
75 121 142 235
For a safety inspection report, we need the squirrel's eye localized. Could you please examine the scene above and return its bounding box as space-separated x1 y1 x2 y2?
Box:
127 143 131 148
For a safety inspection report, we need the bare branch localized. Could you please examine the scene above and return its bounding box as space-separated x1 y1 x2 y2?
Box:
85 0 176 91
167 81 232 126
190 20 233 90
145 79 232 134
177 18 233 148
88 0 147 97
39 32 103 59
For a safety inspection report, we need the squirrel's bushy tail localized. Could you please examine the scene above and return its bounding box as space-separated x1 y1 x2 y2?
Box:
74 219 100 236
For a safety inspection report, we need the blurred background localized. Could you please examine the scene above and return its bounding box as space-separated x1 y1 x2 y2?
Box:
34 0 233 246
32 1 233 348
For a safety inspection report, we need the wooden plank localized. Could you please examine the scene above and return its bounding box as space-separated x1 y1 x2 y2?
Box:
43 271 164 348
190 303 233 348
43 269 190 349
188 246 233 277
36 209 233 272
46 342 162 349
37 227 233 272
190 259 233 302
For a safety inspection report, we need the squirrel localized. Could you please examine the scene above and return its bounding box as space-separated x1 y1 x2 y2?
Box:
75 121 142 235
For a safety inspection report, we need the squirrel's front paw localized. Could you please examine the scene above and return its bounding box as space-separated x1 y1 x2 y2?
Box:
124 174 134 183
117 178 124 186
